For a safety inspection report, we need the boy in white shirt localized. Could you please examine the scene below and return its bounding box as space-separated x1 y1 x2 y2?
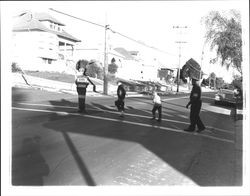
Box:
151 91 162 122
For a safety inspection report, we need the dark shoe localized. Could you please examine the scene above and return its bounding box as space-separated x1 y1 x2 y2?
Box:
184 128 194 132
150 117 156 120
197 127 206 133
157 119 161 122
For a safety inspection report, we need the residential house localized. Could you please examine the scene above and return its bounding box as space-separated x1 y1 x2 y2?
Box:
12 11 81 72
111 47 163 82
111 47 141 80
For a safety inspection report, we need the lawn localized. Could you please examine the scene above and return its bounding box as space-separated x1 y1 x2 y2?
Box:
25 71 75 83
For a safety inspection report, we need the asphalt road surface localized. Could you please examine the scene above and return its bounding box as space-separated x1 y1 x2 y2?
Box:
11 87 241 186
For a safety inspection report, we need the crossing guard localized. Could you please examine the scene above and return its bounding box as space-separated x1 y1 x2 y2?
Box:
75 72 89 112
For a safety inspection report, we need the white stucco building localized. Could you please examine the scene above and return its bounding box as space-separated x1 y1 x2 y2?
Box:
12 11 81 72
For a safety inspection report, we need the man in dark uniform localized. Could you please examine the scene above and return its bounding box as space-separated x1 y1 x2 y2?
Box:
184 77 205 132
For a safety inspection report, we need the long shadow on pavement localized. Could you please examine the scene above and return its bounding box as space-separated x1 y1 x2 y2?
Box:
62 131 96 186
12 136 50 185
43 98 240 186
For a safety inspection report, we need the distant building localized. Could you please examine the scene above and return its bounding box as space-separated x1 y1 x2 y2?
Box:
12 11 81 72
111 47 162 81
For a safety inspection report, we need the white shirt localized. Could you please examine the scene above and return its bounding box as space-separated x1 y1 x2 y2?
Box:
153 93 161 104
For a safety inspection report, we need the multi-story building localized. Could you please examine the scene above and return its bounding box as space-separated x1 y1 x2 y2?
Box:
12 11 81 72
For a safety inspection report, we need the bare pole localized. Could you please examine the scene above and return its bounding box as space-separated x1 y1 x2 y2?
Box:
103 13 109 95
177 42 181 93
200 42 206 82
173 25 187 93
175 41 187 92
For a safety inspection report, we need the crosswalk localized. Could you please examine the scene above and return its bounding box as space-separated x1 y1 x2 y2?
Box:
13 101 236 144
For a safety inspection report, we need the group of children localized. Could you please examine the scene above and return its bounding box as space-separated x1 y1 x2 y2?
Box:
115 82 162 121
115 78 206 133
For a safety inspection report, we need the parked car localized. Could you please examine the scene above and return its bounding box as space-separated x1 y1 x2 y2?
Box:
214 85 242 106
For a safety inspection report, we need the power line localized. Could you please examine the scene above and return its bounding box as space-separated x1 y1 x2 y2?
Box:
49 8 177 57
110 29 177 56
49 8 105 28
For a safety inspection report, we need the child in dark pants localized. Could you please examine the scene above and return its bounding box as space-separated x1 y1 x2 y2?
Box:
151 91 162 122
116 82 126 117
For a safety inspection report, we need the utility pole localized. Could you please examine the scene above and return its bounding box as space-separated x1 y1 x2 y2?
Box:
103 14 109 95
173 25 188 93
175 41 187 92
200 50 204 80
200 42 206 83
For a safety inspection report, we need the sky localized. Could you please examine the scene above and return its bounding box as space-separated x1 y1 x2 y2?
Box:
2 0 249 82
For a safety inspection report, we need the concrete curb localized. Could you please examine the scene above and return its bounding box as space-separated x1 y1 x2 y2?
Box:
12 72 216 98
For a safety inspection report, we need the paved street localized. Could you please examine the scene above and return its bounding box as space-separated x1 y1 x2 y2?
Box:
11 87 242 186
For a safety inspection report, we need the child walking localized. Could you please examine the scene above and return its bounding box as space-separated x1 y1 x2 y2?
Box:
116 82 126 117
151 91 162 122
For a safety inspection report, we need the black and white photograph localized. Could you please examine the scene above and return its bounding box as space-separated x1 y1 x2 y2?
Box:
1 0 249 196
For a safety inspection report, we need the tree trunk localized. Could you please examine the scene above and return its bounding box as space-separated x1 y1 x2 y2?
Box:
188 77 191 90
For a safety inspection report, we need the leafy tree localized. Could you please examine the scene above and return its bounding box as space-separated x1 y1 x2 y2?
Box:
158 69 174 84
12 62 22 72
86 60 103 79
204 10 242 75
111 57 116 63
209 72 216 88
108 62 118 74
231 74 242 89
76 59 88 71
209 72 216 79
216 77 224 89
201 78 209 86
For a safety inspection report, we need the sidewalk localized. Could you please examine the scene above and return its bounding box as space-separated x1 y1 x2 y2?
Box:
12 73 145 97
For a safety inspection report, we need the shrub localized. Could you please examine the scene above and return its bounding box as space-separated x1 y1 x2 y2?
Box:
86 60 103 79
76 59 88 71
12 62 22 72
108 63 118 74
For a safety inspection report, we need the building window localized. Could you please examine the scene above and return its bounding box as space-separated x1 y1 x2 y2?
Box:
48 59 52 64
42 58 53 64
59 54 64 60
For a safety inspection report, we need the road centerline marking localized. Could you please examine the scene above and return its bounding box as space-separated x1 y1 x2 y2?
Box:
12 106 235 144
15 102 234 134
